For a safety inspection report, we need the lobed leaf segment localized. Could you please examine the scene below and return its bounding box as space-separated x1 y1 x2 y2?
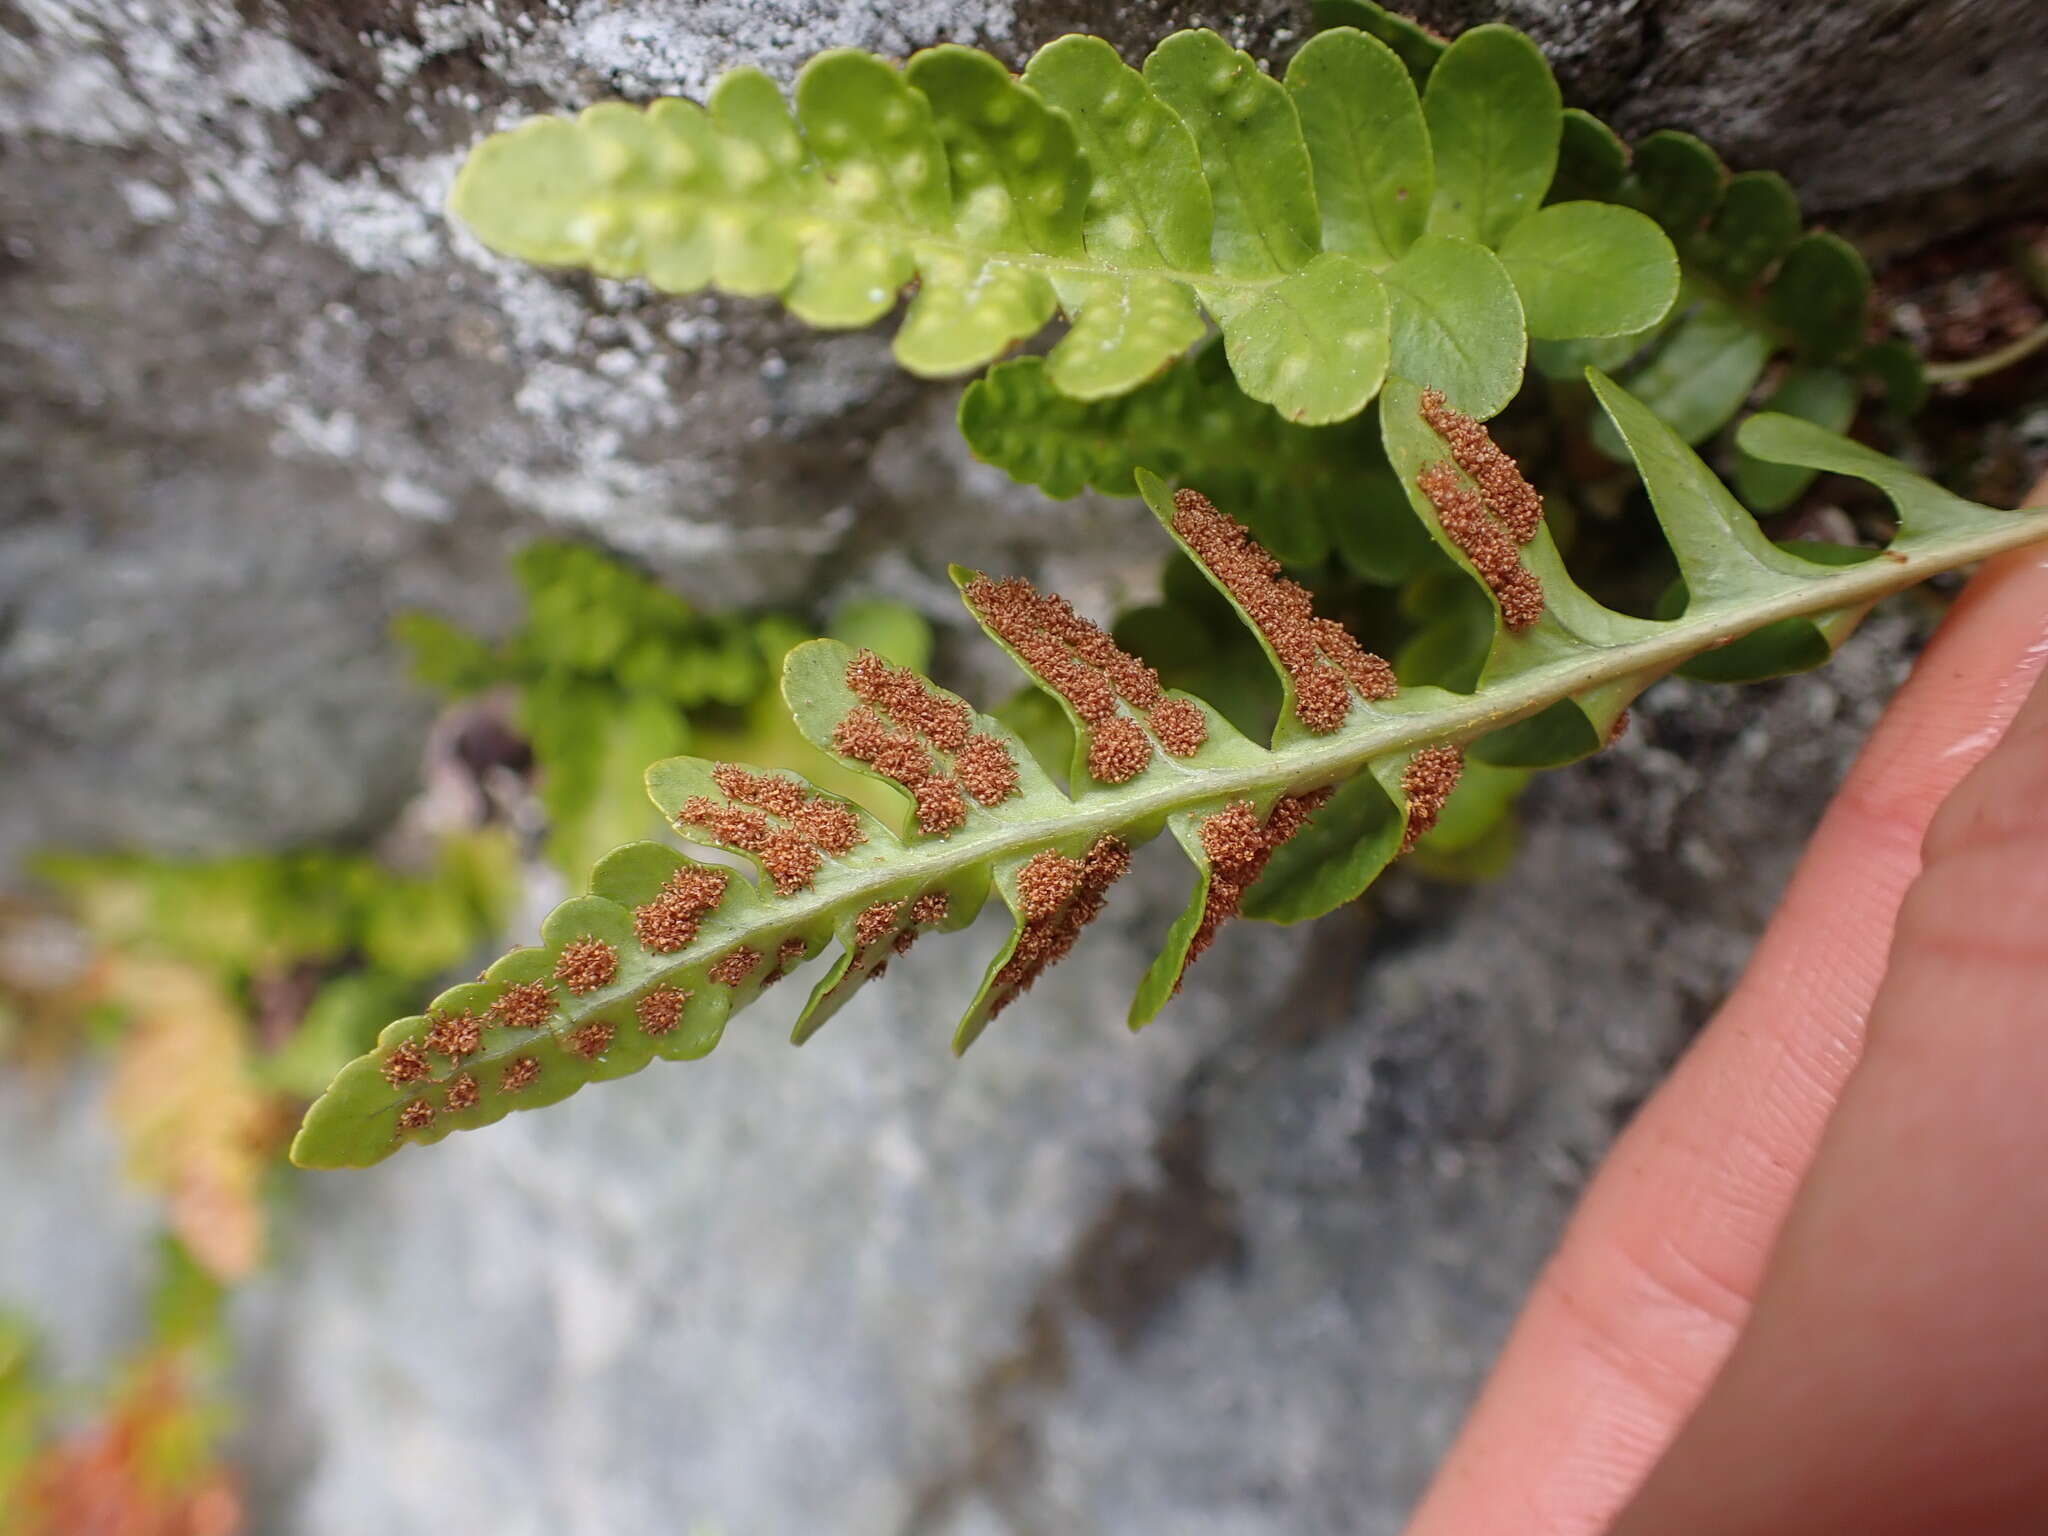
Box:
973 3 1916 533
292 377 2048 1168
1314 0 1917 501
449 22 1677 424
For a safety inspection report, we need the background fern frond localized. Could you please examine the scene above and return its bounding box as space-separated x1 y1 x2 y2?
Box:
450 26 1677 425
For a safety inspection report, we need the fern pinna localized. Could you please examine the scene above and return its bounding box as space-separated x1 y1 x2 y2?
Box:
291 382 2048 1169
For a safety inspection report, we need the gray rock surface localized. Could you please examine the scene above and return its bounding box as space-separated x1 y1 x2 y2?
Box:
0 1 2037 1532
1403 1 2048 214
0 1060 163 1382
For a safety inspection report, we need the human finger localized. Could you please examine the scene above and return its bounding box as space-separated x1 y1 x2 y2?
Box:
1608 616 2048 1535
1405 486 2048 1536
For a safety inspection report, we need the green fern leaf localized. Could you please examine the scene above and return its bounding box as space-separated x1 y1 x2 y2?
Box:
450 27 1677 425
1496 201 1680 340
1382 232 1527 416
1285 27 1432 269
292 378 2048 1170
1421 24 1561 248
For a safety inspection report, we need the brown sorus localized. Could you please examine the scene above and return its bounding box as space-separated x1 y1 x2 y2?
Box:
789 798 865 853
963 575 1185 732
989 834 1130 1015
855 901 901 949
1150 696 1208 758
1016 849 1086 921
1177 790 1331 988
713 763 866 852
662 865 732 912
499 1056 541 1093
635 986 690 1037
707 946 762 987
844 649 972 750
1086 714 1154 784
633 865 728 953
1416 463 1546 631
444 1073 481 1112
955 732 1020 807
911 776 969 836
1170 489 1397 733
680 797 822 893
488 980 557 1030
566 1018 616 1059
397 1100 435 1133
423 1009 483 1060
381 1040 432 1088
1418 387 1544 544
832 706 936 784
1399 745 1465 853
554 937 620 994
834 698 1013 831
633 896 701 954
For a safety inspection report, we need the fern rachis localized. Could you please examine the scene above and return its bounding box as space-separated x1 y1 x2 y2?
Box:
291 379 2048 1169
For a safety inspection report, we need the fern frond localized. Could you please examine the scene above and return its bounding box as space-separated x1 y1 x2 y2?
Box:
958 344 1429 576
291 377 2048 1169
449 28 1676 424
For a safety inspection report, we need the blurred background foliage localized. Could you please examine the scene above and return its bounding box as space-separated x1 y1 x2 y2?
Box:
0 1241 239 1536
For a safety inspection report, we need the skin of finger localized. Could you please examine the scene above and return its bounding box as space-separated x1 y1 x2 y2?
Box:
1608 632 2048 1536
1404 533 2048 1536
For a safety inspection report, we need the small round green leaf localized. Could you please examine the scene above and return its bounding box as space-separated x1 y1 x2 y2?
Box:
1286 27 1432 268
1422 23 1561 248
1859 339 1928 417
1732 366 1859 512
1689 170 1801 292
1590 298 1770 450
1764 232 1872 363
1311 0 1446 84
1620 130 1726 239
1383 233 1527 418
1550 107 1628 203
1212 252 1392 424
1496 201 1679 340
1145 29 1321 279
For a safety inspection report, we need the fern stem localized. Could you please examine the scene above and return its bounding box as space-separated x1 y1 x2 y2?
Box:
1922 321 2048 385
